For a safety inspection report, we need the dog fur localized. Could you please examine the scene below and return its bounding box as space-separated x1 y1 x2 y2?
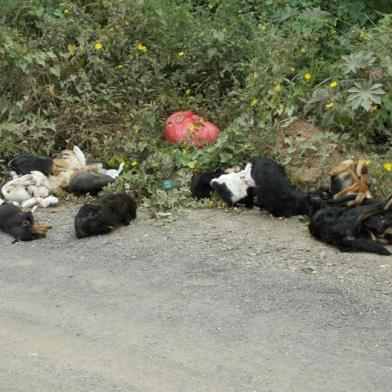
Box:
309 196 392 255
329 159 372 205
8 154 53 176
249 157 327 217
0 204 51 242
210 163 256 207
74 192 137 238
67 172 115 195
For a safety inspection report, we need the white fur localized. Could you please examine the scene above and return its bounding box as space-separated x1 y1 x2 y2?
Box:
241 163 256 187
106 162 124 179
2 171 52 203
73 146 87 168
211 172 249 203
0 199 4 205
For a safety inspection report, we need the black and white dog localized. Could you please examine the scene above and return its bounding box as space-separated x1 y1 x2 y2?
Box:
247 157 329 217
74 192 137 238
210 163 256 208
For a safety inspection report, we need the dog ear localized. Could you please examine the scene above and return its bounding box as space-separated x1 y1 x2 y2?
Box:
21 219 31 228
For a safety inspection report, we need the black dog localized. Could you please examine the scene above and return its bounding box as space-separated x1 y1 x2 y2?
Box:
0 204 51 242
8 154 53 176
67 172 115 195
250 157 329 217
74 192 137 238
190 169 224 199
309 197 392 255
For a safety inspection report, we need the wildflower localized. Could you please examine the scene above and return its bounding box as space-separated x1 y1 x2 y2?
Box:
186 161 197 169
185 88 191 96
131 160 138 167
178 51 185 57
124 20 129 26
325 102 334 109
300 47 306 54
330 28 337 36
370 105 379 112
360 32 369 41
95 42 103 50
251 98 258 106
116 64 124 69
304 73 312 80
329 81 337 88
383 162 392 172
208 3 214 9
289 67 296 73
63 8 70 14
364 160 371 165
136 43 147 53
274 84 282 93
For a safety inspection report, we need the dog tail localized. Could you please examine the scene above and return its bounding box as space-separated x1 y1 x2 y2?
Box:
73 146 87 168
339 239 391 256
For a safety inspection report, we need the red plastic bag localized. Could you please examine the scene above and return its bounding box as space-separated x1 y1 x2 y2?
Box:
164 111 220 147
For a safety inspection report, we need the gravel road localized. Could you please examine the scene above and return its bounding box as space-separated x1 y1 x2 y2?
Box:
0 206 391 391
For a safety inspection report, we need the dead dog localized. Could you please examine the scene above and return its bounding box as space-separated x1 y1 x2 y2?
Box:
329 159 372 206
8 154 53 176
210 163 256 208
0 204 52 242
74 192 137 238
249 157 329 217
309 196 392 255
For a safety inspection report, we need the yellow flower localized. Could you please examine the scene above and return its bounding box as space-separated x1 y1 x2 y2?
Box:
325 102 334 109
185 88 191 96
300 47 306 54
279 103 285 112
63 8 70 14
181 149 188 155
95 42 103 50
131 160 138 167
178 51 185 57
116 64 124 69
274 84 282 93
329 81 337 88
124 20 129 26
383 162 392 172
360 32 369 41
208 3 214 9
136 43 147 53
186 161 197 170
363 160 371 165
251 98 258 106
330 28 337 36
304 73 312 80
370 105 379 112
289 67 296 73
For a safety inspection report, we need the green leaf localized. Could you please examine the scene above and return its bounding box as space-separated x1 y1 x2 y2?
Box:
347 81 385 111
342 52 376 74
49 65 61 79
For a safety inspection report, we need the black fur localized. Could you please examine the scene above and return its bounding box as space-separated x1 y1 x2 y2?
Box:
8 154 53 176
67 172 115 195
190 169 224 199
250 157 326 217
210 181 255 208
74 192 137 238
0 204 46 242
309 200 392 255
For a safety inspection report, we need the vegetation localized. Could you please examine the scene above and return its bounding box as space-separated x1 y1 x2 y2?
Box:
1 0 392 212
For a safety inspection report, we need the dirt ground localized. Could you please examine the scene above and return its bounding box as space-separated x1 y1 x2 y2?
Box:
0 206 391 391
